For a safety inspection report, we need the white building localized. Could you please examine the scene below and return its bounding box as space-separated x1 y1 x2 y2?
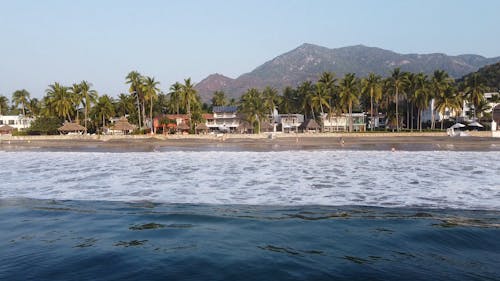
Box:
277 114 304 132
207 106 240 132
0 115 34 131
321 113 366 132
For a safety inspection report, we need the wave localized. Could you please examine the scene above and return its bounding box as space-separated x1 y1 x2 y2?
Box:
1 150 499 210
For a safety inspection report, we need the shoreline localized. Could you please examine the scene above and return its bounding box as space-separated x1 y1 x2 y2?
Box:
1 133 499 152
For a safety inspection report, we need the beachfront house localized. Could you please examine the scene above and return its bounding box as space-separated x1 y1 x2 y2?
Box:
153 114 190 133
0 115 34 132
460 92 499 121
321 113 366 132
367 114 387 130
207 106 240 133
277 114 304 133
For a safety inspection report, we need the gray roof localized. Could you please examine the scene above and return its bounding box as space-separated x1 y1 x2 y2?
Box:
213 106 238 113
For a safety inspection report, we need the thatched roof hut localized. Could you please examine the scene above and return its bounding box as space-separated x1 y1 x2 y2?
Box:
300 119 320 132
195 123 209 133
111 117 135 134
177 122 190 131
58 122 86 134
0 125 15 135
238 121 252 133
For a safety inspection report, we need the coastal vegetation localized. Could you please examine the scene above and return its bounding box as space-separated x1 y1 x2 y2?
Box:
0 67 497 135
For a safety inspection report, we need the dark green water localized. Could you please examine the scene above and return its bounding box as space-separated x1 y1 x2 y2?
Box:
1 199 499 280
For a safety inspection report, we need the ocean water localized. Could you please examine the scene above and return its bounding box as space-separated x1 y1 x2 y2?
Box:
1 150 499 280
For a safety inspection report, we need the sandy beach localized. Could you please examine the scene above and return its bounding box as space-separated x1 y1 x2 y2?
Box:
1 132 499 152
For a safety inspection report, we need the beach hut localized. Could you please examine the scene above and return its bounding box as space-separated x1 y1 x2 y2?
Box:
0 124 15 135
177 122 190 133
195 123 209 134
237 121 252 134
300 119 320 133
110 117 135 135
58 122 86 135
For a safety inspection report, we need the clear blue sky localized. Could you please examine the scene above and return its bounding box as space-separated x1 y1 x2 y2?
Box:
1 0 499 99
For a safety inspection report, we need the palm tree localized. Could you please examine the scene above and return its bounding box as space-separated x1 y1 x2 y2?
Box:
91 94 115 132
239 88 266 133
116 93 135 117
168 82 183 114
211 91 227 107
434 86 462 129
474 98 492 122
126 71 144 129
297 81 316 119
46 83 74 121
12 89 31 116
414 73 430 131
389 68 408 131
318 72 337 114
262 86 280 116
180 78 198 131
339 73 360 132
142 76 160 133
463 73 487 121
280 86 298 114
78 81 97 132
70 83 82 120
0 95 9 115
361 73 382 130
27 98 41 117
405 73 416 131
312 83 331 117
431 70 453 129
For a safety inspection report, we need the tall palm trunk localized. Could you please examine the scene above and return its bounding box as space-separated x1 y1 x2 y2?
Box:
255 114 261 134
349 102 353 132
84 95 88 133
395 87 399 132
406 101 410 130
370 88 374 131
430 99 435 130
136 95 142 129
417 108 422 132
150 96 154 134
141 102 146 129
410 104 414 132
187 99 191 131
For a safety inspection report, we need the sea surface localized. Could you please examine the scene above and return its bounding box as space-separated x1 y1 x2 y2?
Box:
1 150 499 280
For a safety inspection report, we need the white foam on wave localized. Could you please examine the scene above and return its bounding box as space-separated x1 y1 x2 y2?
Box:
1 150 499 210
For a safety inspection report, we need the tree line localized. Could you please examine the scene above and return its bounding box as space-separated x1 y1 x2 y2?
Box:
0 68 496 134
237 69 496 133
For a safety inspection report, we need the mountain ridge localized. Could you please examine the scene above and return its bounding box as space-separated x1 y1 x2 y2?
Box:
195 43 500 102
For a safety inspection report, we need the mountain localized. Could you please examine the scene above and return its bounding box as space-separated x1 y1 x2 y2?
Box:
195 73 234 102
457 62 500 91
195 43 500 102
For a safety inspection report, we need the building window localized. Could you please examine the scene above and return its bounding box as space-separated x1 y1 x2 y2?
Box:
9 120 15 125
0 120 3 125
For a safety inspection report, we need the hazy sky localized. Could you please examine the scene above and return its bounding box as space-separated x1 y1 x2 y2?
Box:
1 0 499 99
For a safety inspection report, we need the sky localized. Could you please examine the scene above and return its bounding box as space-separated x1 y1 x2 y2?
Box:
1 0 499 99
